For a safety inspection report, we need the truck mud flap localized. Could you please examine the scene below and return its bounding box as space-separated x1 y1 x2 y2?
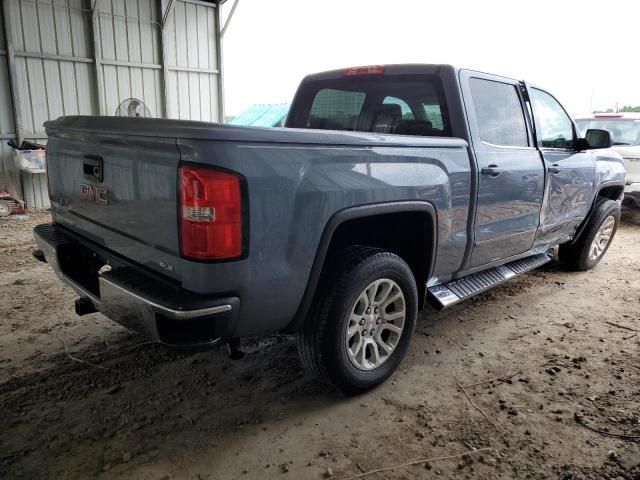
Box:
427 253 551 309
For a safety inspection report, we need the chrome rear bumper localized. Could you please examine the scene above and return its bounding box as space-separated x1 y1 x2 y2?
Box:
34 223 238 345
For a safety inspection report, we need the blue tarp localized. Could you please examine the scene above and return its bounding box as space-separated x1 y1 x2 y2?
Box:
229 103 290 127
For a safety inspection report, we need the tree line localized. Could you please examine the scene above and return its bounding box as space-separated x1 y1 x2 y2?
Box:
593 106 640 113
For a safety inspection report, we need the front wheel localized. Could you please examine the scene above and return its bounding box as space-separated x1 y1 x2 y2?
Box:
297 247 418 395
559 198 620 271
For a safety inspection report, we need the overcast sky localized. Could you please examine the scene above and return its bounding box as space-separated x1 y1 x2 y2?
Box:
221 0 639 117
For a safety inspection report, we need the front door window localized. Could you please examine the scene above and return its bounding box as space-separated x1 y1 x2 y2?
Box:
530 89 575 149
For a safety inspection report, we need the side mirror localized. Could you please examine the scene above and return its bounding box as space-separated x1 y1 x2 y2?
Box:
584 128 613 149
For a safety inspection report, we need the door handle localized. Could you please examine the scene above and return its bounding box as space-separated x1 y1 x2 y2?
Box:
481 165 503 177
547 164 562 174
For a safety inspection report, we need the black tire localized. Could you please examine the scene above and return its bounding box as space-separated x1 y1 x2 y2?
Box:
559 198 620 271
297 246 418 395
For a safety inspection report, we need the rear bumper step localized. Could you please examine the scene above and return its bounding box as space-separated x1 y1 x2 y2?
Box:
427 253 551 309
34 223 239 346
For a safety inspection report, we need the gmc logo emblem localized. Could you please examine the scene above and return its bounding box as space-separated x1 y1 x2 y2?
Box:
80 184 109 205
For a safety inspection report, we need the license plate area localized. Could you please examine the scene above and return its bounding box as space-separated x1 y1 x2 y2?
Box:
57 242 106 298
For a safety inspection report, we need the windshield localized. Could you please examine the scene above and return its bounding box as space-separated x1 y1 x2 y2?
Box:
287 74 451 137
575 119 640 146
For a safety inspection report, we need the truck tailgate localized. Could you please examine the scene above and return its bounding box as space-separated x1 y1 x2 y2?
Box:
46 123 181 263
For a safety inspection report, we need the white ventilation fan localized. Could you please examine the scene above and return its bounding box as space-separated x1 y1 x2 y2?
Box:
115 98 152 118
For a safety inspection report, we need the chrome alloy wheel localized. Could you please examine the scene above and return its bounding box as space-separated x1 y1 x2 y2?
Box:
345 279 406 371
589 215 615 261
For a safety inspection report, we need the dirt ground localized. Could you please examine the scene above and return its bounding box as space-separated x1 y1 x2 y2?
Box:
1 210 639 480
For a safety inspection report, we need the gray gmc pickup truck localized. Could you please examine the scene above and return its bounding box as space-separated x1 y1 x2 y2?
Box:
34 64 625 394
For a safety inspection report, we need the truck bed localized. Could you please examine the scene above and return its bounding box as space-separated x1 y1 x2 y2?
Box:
44 115 471 337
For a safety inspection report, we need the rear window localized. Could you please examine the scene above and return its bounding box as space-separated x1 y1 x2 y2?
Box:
288 75 450 137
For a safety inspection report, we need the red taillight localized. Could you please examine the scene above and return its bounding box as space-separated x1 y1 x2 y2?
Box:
594 114 623 118
179 165 243 260
343 65 385 77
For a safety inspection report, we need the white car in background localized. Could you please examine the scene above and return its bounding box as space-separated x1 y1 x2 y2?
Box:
575 113 640 207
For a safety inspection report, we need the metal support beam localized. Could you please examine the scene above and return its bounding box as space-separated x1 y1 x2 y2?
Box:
10 52 164 74
101 59 162 70
90 1 106 115
182 0 217 7
214 3 224 122
14 51 93 64
98 11 160 28
221 0 239 37
2 0 25 203
0 133 41 140
2 0 24 145
168 65 219 74
160 0 175 118
162 0 176 28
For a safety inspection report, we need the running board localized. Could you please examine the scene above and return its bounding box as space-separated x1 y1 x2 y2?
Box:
427 253 552 309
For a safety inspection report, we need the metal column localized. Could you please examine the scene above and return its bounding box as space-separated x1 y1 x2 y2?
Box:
1 0 23 145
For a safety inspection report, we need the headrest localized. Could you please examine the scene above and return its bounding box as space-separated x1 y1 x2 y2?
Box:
373 104 402 118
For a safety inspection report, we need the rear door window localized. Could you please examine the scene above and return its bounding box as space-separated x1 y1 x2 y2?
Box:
469 78 529 147
289 74 450 137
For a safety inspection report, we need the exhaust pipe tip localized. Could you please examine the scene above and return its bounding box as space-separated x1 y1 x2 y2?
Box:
227 338 245 360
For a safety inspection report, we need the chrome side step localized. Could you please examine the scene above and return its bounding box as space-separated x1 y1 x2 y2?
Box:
427 253 551 309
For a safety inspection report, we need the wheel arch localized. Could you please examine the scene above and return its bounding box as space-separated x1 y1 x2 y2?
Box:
283 201 438 333
571 181 624 244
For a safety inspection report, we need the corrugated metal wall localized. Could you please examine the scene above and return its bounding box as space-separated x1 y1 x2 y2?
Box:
0 5 22 198
165 0 220 121
96 0 163 117
0 5 17 177
0 0 222 210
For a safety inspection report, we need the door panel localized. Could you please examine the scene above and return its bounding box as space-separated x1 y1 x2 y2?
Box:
472 148 545 266
460 72 545 268
539 150 594 231
529 88 596 244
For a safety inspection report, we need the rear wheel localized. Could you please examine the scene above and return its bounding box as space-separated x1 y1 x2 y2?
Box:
297 246 417 395
559 198 620 271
